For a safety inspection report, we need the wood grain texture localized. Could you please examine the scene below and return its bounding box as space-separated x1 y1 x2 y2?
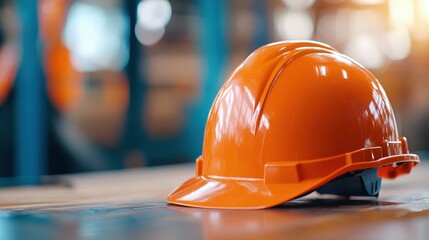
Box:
0 162 428 240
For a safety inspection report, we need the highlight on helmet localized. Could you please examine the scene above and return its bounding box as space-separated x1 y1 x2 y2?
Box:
167 41 420 209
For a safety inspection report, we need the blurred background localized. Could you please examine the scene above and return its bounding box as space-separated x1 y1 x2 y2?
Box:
0 0 428 182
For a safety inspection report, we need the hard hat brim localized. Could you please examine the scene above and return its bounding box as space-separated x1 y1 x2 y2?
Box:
167 152 419 209
167 175 329 209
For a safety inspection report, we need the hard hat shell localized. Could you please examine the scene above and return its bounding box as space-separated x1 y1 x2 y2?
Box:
168 41 419 209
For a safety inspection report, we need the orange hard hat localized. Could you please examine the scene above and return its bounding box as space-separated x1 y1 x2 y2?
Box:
167 41 420 209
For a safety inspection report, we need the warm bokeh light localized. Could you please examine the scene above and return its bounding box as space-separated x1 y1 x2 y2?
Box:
281 0 315 9
388 0 414 28
421 0 429 21
275 10 314 40
382 27 411 60
344 34 385 69
135 24 165 46
352 0 384 4
135 0 171 46
137 0 172 30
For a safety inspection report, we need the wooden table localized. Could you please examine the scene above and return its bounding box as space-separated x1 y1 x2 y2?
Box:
0 162 428 240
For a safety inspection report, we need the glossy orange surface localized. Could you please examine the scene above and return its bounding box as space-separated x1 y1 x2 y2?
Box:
167 41 419 209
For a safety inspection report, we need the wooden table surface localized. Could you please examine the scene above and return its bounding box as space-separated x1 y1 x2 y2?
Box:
0 162 428 240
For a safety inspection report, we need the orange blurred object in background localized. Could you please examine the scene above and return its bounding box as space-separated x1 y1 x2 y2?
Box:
0 43 18 104
39 0 68 45
38 0 131 165
70 71 129 147
39 0 84 112
44 41 83 112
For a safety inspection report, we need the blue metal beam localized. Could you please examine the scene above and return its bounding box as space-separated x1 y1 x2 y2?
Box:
15 1 46 179
251 0 270 51
187 0 229 159
124 0 144 146
121 0 146 165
